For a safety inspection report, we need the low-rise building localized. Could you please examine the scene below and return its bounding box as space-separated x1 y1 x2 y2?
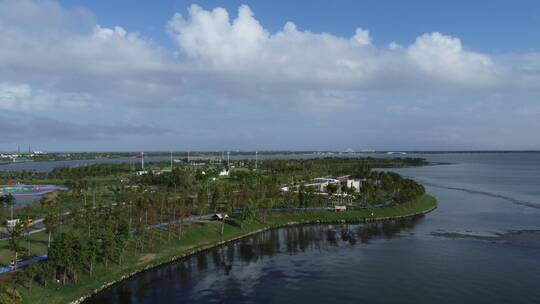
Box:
347 178 367 192
304 177 340 192
212 213 229 221
334 205 347 212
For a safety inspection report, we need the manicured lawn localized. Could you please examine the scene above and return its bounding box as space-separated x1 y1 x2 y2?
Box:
0 231 49 266
266 194 436 226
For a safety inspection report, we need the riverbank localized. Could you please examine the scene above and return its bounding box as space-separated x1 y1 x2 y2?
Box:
18 194 436 304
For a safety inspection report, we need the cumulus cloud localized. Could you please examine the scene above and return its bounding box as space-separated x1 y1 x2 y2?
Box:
353 27 372 45
167 4 505 90
0 0 175 110
407 32 495 85
0 0 538 150
168 4 268 68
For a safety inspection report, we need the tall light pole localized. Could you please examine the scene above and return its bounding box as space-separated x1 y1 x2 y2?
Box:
255 151 258 170
202 171 209 211
227 152 230 168
141 151 144 170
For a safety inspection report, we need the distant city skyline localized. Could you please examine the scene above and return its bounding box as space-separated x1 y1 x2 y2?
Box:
1 0 539 151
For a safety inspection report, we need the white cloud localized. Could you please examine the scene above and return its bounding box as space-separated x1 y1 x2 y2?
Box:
0 0 539 150
407 32 496 85
168 4 268 69
388 42 403 50
353 27 372 45
0 1 529 112
167 4 508 92
0 0 174 110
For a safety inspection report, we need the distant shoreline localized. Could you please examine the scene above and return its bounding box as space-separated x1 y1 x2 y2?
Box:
391 150 540 154
1 150 539 156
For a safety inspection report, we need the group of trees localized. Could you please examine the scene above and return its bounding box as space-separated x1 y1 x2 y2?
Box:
12 189 194 289
355 171 425 204
127 158 427 210
260 157 426 179
47 211 130 284
49 163 133 179
392 178 425 203
0 157 427 303
0 170 46 181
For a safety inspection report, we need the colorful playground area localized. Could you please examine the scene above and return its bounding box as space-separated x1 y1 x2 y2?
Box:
0 184 67 196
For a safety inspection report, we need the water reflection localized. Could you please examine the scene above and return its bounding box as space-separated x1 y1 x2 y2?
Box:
86 219 419 304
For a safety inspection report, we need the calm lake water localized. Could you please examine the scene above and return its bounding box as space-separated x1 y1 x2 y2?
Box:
83 153 540 304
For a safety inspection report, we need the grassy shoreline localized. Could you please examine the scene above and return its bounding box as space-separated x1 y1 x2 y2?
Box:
18 194 437 304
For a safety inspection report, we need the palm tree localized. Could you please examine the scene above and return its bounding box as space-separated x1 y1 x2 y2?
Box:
7 222 24 267
44 208 58 248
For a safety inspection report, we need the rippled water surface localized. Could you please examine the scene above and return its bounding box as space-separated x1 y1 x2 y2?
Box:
73 153 540 303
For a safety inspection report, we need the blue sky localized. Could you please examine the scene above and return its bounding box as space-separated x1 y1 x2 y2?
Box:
62 0 540 53
1 0 540 151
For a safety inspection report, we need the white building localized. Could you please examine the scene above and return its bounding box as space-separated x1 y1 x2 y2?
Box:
347 178 367 192
305 177 340 192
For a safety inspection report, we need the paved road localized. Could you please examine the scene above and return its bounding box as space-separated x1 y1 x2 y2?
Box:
0 219 45 240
